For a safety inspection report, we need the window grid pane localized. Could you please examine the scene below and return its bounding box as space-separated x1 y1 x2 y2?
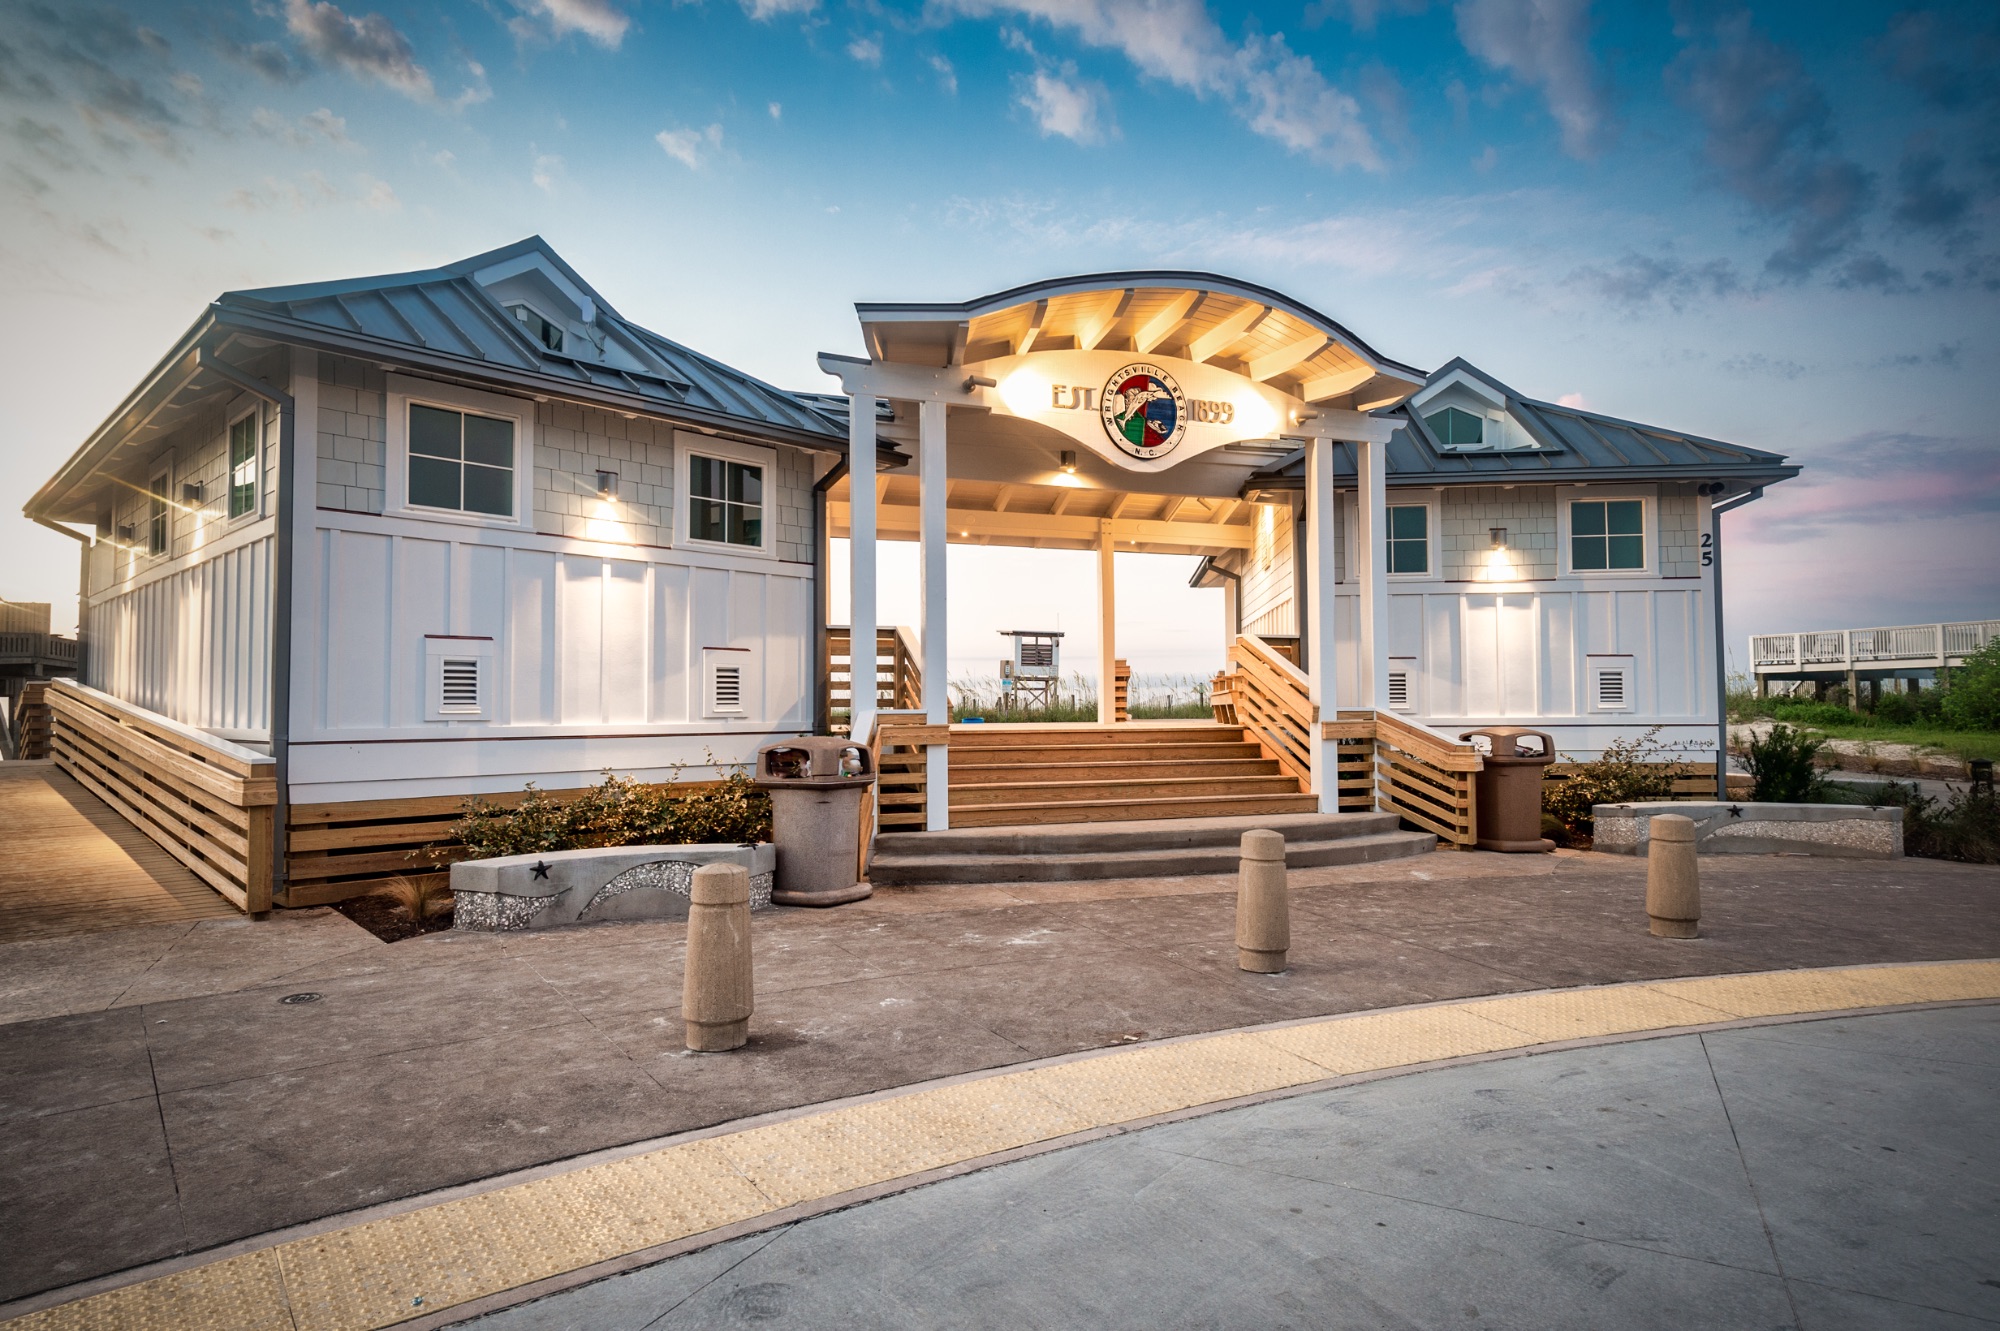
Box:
689 456 765 547
229 417 257 518
409 405 461 459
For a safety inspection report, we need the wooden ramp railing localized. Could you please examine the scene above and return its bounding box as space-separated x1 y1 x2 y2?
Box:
1357 710 1482 847
1219 637 1484 846
46 680 277 912
12 681 52 760
826 626 922 723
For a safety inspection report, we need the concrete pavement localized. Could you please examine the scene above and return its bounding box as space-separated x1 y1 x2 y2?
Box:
469 1005 2000 1331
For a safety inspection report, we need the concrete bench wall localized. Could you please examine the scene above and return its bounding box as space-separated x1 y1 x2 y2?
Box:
451 843 777 931
1593 802 1902 859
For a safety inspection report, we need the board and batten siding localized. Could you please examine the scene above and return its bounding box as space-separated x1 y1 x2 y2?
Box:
1238 501 1297 638
82 382 283 738
1327 581 1713 758
288 515 815 805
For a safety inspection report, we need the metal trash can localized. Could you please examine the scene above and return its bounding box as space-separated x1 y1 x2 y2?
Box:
753 737 874 906
1458 727 1557 852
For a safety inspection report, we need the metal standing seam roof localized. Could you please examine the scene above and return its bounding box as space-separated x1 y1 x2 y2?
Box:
1244 358 1801 490
216 237 846 443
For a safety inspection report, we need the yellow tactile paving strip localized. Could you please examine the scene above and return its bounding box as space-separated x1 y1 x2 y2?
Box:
12 959 1998 1331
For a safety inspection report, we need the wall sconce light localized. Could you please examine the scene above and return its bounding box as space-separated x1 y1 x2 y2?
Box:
1060 450 1077 473
117 524 135 543
1490 527 1508 549
595 470 619 500
182 482 204 505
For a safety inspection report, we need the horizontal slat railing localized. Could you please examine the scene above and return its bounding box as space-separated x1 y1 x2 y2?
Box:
46 679 275 913
826 626 923 722
873 709 940 832
1367 710 1482 848
1226 634 1315 789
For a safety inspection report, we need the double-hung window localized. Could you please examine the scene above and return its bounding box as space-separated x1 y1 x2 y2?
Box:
228 414 259 518
147 474 169 556
408 404 516 517
1570 498 1645 571
1387 504 1430 574
687 454 763 548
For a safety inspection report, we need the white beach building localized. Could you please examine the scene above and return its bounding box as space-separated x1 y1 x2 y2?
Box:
23 239 1799 909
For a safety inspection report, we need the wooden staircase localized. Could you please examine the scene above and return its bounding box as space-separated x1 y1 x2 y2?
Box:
943 722 1319 828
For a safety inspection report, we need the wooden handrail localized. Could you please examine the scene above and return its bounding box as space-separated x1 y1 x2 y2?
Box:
46 679 276 912
826 625 923 719
1226 634 1316 788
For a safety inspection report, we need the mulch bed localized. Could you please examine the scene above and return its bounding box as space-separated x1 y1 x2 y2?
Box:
332 892 455 943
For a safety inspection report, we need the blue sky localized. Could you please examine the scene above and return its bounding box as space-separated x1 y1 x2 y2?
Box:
1 0 1994 681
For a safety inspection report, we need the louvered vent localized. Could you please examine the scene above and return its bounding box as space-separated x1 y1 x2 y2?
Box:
439 658 481 713
712 664 742 712
1022 642 1054 668
1387 670 1410 709
1595 669 1626 707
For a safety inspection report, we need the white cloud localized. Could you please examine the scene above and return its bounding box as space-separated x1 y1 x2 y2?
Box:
532 152 563 192
1018 71 1105 143
656 123 724 168
1556 391 1588 408
360 176 400 210
847 35 883 65
930 55 958 94
283 0 434 100
1453 0 1617 159
739 0 818 17
223 169 405 212
250 106 355 148
940 0 1380 168
514 0 630 46
768 101 782 119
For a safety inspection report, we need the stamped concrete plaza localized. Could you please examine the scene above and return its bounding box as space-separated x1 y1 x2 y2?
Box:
2 843 1997 1326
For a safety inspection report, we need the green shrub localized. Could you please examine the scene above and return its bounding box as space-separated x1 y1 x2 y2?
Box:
1826 780 2000 864
1940 638 2000 732
1541 727 1704 845
1769 699 1859 728
1745 724 1827 802
439 767 772 863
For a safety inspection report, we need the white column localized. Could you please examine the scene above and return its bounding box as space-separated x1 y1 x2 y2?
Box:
918 397 949 831
1305 438 1340 812
1097 522 1117 724
847 390 877 742
1356 436 1388 710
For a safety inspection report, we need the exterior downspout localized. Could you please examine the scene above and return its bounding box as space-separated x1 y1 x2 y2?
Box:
197 350 296 904
813 458 849 736
1710 487 1763 798
33 518 93 691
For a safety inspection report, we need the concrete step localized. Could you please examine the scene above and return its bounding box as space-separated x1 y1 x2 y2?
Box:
870 815 1435 886
936 792 1318 829
949 758 1283 785
950 775 1307 807
877 811 1403 857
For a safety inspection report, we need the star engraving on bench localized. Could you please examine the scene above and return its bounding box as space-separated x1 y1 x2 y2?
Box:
1726 805 1744 818
531 860 552 880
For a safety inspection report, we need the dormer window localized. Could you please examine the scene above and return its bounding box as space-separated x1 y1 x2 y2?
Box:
1425 407 1484 448
509 304 564 353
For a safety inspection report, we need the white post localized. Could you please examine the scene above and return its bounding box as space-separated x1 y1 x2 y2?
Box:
847 389 878 742
1356 436 1388 710
1305 437 1339 812
1097 522 1116 724
918 397 949 831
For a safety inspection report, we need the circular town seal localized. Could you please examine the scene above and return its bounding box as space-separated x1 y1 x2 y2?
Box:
1099 363 1188 460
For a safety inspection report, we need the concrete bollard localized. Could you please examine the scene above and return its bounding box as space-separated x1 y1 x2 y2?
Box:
684 863 754 1051
1236 829 1290 973
1645 813 1701 939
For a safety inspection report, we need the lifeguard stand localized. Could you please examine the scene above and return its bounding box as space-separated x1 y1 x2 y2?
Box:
999 629 1063 710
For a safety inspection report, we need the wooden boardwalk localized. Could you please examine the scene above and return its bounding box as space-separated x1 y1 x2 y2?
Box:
0 761 237 943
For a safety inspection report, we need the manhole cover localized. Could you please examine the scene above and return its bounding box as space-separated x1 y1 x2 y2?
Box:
279 992 323 1005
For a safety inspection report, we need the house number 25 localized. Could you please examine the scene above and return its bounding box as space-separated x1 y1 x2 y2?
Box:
1700 533 1713 567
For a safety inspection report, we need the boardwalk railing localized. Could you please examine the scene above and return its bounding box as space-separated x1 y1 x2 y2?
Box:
873 709 942 833
0 632 78 669
47 680 276 913
826 625 922 722
1752 619 1999 670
